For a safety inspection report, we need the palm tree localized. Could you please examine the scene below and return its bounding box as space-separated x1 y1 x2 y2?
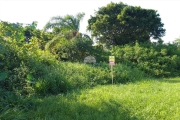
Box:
43 12 93 61
43 12 85 39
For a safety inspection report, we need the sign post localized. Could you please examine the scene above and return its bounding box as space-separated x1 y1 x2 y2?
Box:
109 56 115 84
111 65 113 84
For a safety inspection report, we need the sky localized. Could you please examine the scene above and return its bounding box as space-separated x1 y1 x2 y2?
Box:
0 0 180 43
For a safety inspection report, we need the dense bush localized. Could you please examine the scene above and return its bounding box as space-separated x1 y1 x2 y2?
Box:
0 36 147 96
45 35 108 62
111 42 180 77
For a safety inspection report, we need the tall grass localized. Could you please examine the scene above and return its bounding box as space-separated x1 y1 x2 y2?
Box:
27 61 148 95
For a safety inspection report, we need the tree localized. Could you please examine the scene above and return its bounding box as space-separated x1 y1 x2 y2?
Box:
24 21 38 42
43 13 94 62
87 2 166 45
0 20 25 42
43 12 85 39
43 12 89 50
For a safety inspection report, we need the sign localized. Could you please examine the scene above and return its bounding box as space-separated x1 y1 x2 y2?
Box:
109 56 115 84
84 56 96 64
109 56 115 65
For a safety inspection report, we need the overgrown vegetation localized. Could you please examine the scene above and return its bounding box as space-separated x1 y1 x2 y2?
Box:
0 36 147 95
112 42 180 77
0 1 180 119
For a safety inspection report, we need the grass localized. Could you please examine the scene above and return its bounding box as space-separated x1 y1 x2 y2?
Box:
1 78 180 120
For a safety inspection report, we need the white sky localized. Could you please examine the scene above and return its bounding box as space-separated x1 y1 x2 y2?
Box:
0 0 180 43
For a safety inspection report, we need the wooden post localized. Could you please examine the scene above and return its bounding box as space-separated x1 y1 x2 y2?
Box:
111 65 113 84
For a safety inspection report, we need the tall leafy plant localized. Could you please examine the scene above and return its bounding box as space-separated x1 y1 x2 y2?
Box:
112 42 180 77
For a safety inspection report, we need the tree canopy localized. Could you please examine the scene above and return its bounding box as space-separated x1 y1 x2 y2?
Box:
87 2 166 45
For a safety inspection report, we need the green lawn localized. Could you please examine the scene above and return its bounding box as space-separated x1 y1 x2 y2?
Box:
1 78 180 120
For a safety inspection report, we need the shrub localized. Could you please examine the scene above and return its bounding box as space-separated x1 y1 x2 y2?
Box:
111 42 180 77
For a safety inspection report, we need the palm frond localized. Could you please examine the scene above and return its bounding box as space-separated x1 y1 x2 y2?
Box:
45 33 64 50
